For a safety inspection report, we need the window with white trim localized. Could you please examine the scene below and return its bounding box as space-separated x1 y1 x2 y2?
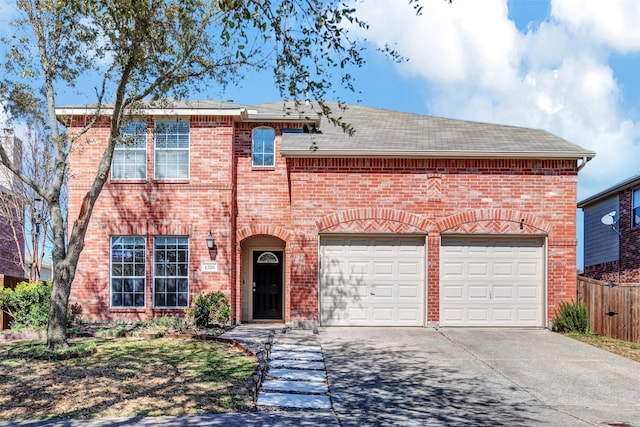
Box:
252 127 275 167
110 236 146 307
154 236 189 308
633 188 640 228
155 120 189 179
112 121 147 179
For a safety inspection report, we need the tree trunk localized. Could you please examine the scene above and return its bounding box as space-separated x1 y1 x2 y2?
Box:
46 271 71 350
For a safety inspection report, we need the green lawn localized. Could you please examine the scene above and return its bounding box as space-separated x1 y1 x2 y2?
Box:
566 332 640 363
0 337 256 420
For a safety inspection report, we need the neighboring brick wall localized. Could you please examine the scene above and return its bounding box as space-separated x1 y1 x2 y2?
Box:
0 196 25 278
617 189 640 282
67 114 581 326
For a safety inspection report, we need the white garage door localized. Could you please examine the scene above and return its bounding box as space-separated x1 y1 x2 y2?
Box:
440 237 545 327
320 236 425 326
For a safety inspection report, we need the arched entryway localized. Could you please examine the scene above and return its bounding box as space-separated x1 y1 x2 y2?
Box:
240 236 286 322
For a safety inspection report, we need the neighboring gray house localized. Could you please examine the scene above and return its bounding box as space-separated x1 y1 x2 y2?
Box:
578 174 640 283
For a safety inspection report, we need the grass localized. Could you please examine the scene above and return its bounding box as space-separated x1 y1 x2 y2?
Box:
0 337 256 420
566 332 640 363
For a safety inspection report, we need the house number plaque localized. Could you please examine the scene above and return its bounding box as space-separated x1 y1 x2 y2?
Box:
201 262 218 272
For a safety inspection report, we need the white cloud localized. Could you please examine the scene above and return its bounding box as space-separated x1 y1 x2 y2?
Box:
353 0 640 199
359 0 520 91
551 0 640 52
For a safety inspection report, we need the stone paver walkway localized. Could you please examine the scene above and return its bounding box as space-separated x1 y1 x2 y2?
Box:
258 334 331 410
222 325 332 411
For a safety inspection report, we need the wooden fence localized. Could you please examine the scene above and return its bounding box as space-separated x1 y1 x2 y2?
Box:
577 276 640 343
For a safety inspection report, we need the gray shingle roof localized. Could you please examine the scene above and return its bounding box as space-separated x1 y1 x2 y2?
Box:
56 99 594 161
254 101 594 160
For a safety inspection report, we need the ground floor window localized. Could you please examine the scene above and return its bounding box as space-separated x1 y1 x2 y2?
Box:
154 236 189 308
110 236 146 307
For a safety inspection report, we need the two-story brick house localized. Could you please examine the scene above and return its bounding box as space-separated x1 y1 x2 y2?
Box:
58 100 594 327
578 174 640 283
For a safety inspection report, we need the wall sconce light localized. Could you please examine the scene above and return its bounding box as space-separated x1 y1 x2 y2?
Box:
206 231 215 250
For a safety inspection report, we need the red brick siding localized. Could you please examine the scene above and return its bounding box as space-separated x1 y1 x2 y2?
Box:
67 115 580 326
0 212 25 278
282 157 578 323
67 116 237 321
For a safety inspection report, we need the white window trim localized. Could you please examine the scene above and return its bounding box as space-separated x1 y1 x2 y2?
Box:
110 236 146 308
633 188 640 228
152 236 190 308
154 119 190 180
112 121 147 180
252 127 276 168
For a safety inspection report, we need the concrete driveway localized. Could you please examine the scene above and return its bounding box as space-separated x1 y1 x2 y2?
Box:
318 327 640 427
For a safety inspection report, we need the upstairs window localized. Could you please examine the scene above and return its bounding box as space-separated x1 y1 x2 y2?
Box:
112 121 147 180
155 120 189 179
633 188 640 228
252 127 275 167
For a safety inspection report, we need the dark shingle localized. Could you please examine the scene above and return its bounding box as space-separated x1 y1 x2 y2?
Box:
254 101 594 159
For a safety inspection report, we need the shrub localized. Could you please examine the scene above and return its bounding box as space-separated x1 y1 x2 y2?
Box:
148 315 183 329
185 291 231 328
551 300 589 333
0 281 51 331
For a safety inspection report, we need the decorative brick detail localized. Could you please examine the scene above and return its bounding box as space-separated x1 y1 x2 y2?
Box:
443 220 542 235
437 209 552 234
321 219 425 234
237 224 291 243
317 208 433 233
426 174 442 202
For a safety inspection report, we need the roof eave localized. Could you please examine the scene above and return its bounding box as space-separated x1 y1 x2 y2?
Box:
280 149 596 161
54 107 247 118
54 107 321 126
578 174 640 208
244 111 322 126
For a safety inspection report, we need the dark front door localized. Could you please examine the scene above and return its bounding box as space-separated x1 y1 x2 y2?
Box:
253 251 283 319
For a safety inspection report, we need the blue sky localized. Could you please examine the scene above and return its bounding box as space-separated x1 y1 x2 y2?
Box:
219 0 640 198
219 0 640 269
2 0 640 268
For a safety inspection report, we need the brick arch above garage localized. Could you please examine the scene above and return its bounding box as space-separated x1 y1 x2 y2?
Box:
317 208 434 234
237 224 291 243
436 209 552 235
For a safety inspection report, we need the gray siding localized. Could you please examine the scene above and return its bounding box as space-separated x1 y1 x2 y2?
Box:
583 196 619 267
